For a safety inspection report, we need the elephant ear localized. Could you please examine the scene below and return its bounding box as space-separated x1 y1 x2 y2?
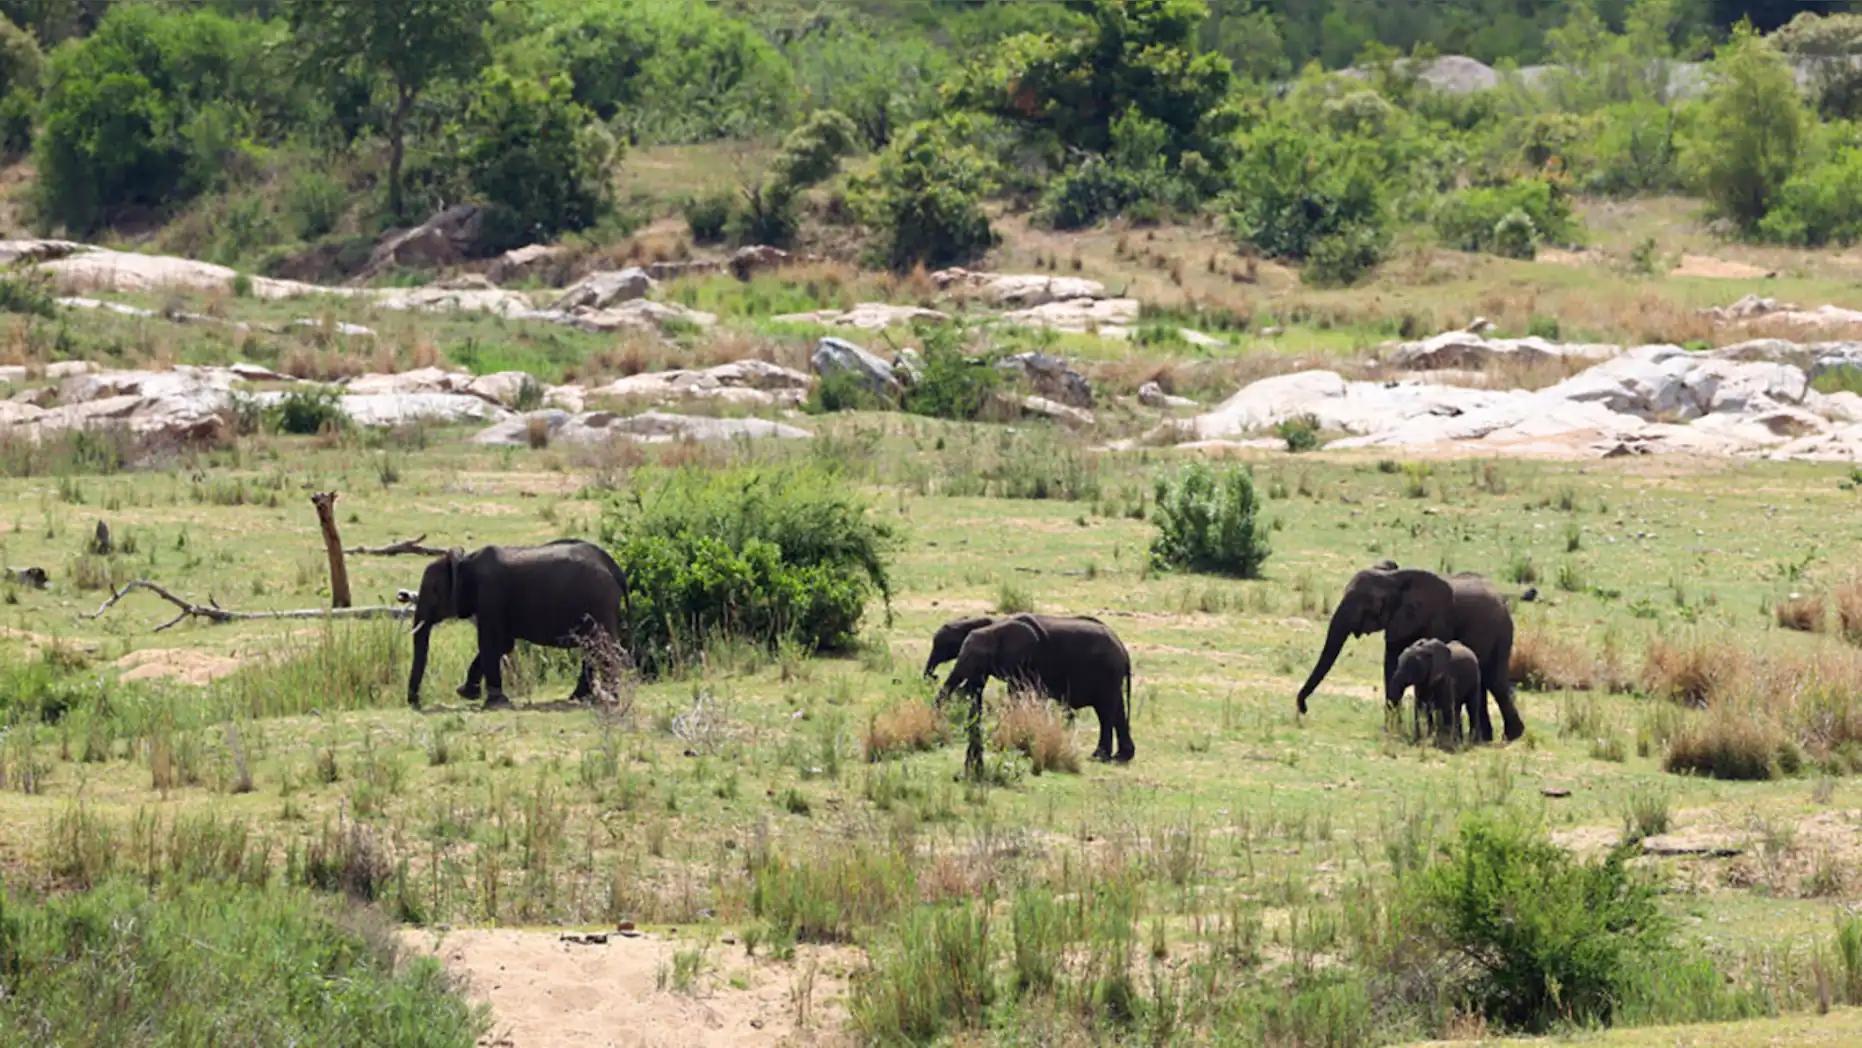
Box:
449 548 477 620
1387 569 1453 641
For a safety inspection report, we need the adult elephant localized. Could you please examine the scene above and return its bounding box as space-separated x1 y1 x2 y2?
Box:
936 615 1134 764
1294 563 1524 742
921 613 1110 680
406 539 631 709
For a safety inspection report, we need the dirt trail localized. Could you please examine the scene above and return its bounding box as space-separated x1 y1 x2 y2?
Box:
403 928 851 1048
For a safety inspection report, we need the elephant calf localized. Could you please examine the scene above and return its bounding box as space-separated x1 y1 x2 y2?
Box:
934 614 1134 764
1392 638 1481 745
407 539 631 709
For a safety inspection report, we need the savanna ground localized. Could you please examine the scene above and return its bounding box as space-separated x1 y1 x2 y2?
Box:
6 181 1862 1044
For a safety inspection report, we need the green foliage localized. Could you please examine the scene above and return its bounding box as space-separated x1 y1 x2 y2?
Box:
1434 179 1576 256
289 0 490 221
850 901 995 1043
1274 414 1322 452
680 190 733 244
1756 146 1862 246
1401 815 1673 1032
0 14 39 157
462 68 615 252
1688 22 1807 231
0 270 53 317
282 169 347 241
853 117 997 271
1150 462 1270 578
783 27 948 148
33 6 285 233
267 388 347 436
1038 108 1208 228
902 329 999 421
533 0 794 143
803 370 887 415
1225 120 1388 281
1774 12 1862 119
0 880 483 1045
601 465 897 673
731 109 858 248
1303 224 1387 287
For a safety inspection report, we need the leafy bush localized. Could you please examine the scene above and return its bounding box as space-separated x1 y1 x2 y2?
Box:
1274 414 1321 452
853 116 997 271
601 465 897 673
1038 108 1204 229
1401 816 1673 1032
0 271 54 317
804 370 888 415
0 880 483 1044
681 191 732 244
34 6 286 233
1303 225 1387 287
730 109 858 248
1688 23 1807 231
463 69 615 253
283 169 347 241
902 329 999 421
1150 462 1269 578
268 388 348 435
0 14 41 158
1226 120 1388 281
1757 146 1862 246
1434 179 1576 256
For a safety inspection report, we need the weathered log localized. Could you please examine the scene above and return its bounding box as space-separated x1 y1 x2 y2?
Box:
84 579 410 632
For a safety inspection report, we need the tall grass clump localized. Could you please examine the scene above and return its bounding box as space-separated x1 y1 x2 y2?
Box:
213 623 406 718
603 464 896 675
266 387 348 436
1396 815 1676 1033
1509 626 1596 691
992 695 1080 774
864 701 945 761
850 900 995 1042
1149 462 1268 578
1776 593 1826 632
748 841 915 949
1640 635 1747 708
0 880 483 1044
1836 575 1862 645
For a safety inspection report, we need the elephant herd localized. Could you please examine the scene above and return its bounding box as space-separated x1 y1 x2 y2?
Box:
401 543 1528 766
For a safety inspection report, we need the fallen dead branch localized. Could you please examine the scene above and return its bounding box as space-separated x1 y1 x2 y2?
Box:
84 580 412 633
344 534 449 557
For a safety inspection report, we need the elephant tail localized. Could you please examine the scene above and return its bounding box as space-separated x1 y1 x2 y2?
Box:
1123 666 1132 727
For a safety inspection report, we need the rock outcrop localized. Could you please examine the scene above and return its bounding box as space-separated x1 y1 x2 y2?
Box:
593 360 811 407
474 410 810 446
811 337 902 397
775 303 949 330
549 268 655 312
998 352 1093 408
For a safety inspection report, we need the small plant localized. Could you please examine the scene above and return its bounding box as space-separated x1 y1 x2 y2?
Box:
1149 462 1269 578
993 580 1035 615
902 327 998 421
804 370 888 414
1622 787 1671 842
0 272 56 317
1505 550 1538 586
1555 560 1584 593
1628 236 1660 275
1274 414 1321 453
681 190 733 243
267 388 348 436
1400 462 1433 498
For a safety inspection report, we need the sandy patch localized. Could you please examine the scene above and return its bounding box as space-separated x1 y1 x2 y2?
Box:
1671 254 1772 280
1536 247 1601 268
114 648 244 686
404 928 851 1048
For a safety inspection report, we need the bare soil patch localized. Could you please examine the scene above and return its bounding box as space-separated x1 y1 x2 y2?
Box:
114 648 244 686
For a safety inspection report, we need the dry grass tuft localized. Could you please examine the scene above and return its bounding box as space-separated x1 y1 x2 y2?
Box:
524 415 551 450
1663 706 1797 781
1509 626 1596 691
1776 593 1826 633
864 701 945 762
1641 635 1749 708
1835 575 1862 646
991 695 1080 774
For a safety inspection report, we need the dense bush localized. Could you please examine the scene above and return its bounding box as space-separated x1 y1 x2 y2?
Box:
1434 179 1576 257
534 0 794 142
601 465 897 673
1150 462 1269 578
1400 816 1673 1032
462 68 616 252
1226 120 1388 282
784 27 948 148
854 117 997 270
34 6 286 232
1688 23 1807 231
681 190 732 243
730 109 858 248
268 388 347 435
1757 146 1862 246
0 880 483 1045
0 14 39 157
902 329 1000 421
1038 108 1206 228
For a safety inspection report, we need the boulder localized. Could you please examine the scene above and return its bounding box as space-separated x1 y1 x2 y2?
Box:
892 348 925 387
487 244 568 285
59 367 236 404
465 371 540 409
1138 381 1197 410
0 239 88 265
811 337 902 397
228 363 293 383
1002 297 1141 335
337 393 511 428
531 298 716 334
1014 395 1095 428
473 410 810 446
374 285 535 316
286 318 375 338
1386 331 1619 371
645 259 723 281
0 365 25 385
544 384 587 413
344 367 473 397
44 361 93 379
1177 370 1502 441
593 360 811 407
38 249 336 300
997 352 1093 408
549 268 655 312
774 302 949 330
1703 294 1862 331
729 245 791 279
363 204 484 275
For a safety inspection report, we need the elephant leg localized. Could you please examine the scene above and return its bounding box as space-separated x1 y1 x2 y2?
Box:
571 658 594 702
1383 641 1402 709
477 622 512 710
963 684 985 781
457 654 483 700
1489 670 1525 742
1109 696 1135 763
1091 708 1113 762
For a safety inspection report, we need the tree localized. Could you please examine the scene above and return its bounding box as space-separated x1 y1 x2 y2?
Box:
290 0 489 221
852 117 997 271
1687 21 1806 231
463 69 616 251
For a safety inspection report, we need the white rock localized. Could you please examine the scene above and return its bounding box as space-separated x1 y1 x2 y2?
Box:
44 361 93 379
473 410 810 446
773 302 949 330
374 286 535 316
936 272 1107 307
998 352 1093 407
1178 370 1502 441
811 337 901 397
549 268 655 312
530 298 716 334
0 365 25 385
594 360 810 407
465 371 540 408
286 318 375 338
1386 331 1619 370
344 367 473 397
487 244 567 285
39 248 339 301
1138 381 1197 410
1015 395 1095 428
338 393 510 427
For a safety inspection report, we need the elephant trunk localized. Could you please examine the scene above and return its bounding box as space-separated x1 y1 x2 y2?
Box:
407 622 433 706
922 653 940 680
1296 605 1354 712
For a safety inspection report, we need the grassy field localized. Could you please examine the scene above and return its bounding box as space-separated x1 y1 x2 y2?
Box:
2 388 1861 1041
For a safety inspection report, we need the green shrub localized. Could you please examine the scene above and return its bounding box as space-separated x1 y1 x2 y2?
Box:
1225 120 1388 266
681 191 733 244
902 329 998 421
1150 462 1269 578
0 271 54 317
283 169 347 241
729 109 857 248
268 388 347 436
1814 365 1862 396
850 901 995 1043
804 370 888 415
601 465 896 674
1757 146 1862 246
1688 23 1807 231
1274 414 1321 453
1434 179 1575 256
853 116 997 271
1400 815 1673 1032
1302 225 1386 287
463 68 616 253
0 880 483 1045
0 15 41 158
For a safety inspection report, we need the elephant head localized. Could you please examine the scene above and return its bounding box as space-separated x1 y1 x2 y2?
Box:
936 617 1047 703
924 616 996 679
1392 638 1451 694
407 549 473 705
1296 566 1455 712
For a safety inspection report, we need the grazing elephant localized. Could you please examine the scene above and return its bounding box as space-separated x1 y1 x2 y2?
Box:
1295 563 1524 742
407 539 631 709
921 613 1112 680
1392 638 1481 744
936 615 1134 763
